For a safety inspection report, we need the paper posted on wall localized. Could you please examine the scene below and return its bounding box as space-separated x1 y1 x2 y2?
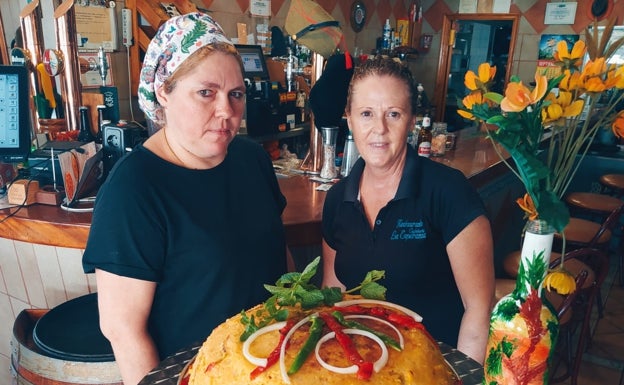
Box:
58 142 103 207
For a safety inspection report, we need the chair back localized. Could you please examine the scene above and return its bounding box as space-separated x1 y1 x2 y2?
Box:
588 203 624 249
548 247 609 384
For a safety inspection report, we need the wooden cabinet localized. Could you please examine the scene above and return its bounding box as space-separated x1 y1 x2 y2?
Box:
125 0 197 96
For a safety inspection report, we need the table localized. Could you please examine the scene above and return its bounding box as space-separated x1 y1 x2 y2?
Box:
138 342 484 385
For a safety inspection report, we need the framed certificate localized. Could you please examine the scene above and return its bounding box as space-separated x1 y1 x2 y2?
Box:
544 2 577 25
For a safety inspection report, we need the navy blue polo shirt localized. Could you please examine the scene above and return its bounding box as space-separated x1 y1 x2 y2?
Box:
322 145 487 346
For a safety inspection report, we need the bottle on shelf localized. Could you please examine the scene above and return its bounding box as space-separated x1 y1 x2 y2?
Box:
417 115 432 157
78 106 95 143
382 19 391 52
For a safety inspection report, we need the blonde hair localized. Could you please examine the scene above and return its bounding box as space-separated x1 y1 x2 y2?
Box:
346 56 417 114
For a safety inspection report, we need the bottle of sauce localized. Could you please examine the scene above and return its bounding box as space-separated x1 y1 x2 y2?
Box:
417 115 432 157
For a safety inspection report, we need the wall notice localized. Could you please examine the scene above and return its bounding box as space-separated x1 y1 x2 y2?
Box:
75 5 118 51
544 2 577 25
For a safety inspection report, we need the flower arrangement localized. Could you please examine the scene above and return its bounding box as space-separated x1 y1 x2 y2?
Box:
458 18 624 294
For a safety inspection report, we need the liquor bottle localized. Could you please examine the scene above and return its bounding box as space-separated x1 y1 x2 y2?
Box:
382 19 391 52
417 115 432 157
78 106 95 143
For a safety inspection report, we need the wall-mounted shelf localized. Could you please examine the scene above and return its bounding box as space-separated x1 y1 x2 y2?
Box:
125 0 197 96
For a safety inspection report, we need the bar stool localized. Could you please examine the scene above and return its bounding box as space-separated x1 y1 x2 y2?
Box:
565 191 622 222
600 174 624 197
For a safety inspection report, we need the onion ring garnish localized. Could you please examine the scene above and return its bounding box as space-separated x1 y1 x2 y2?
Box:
344 315 405 349
279 314 316 384
242 321 287 367
334 299 423 322
314 329 388 375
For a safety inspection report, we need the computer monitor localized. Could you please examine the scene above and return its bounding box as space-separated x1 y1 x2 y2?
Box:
0 65 31 162
235 44 270 81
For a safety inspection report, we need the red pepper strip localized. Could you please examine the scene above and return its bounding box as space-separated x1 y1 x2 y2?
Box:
334 305 438 345
249 320 296 380
319 312 374 380
334 305 418 327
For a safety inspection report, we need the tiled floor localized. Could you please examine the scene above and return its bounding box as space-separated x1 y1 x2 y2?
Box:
564 269 624 385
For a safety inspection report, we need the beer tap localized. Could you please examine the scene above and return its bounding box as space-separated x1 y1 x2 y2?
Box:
97 46 109 86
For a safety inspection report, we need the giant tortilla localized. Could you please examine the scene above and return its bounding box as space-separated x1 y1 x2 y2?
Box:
186 299 457 385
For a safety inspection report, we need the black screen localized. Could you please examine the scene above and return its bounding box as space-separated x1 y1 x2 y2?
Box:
0 65 31 162
235 44 270 81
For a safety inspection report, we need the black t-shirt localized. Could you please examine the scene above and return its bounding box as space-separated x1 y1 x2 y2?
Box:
83 136 287 358
322 146 487 346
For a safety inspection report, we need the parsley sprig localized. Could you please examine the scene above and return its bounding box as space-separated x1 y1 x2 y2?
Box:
240 256 386 341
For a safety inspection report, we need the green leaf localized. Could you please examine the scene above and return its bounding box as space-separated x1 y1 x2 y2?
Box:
360 282 387 299
484 92 504 104
300 257 321 282
263 284 290 296
299 290 325 308
321 287 344 306
362 270 385 284
275 272 302 286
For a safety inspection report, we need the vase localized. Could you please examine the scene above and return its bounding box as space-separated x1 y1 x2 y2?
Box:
483 219 559 385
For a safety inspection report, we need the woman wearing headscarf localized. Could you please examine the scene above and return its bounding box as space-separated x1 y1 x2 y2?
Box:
82 13 290 384
321 57 494 364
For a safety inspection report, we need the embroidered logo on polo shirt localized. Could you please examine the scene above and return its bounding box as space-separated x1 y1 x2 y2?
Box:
390 219 426 240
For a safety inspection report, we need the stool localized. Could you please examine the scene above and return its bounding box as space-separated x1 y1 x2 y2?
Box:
600 174 624 197
565 192 622 221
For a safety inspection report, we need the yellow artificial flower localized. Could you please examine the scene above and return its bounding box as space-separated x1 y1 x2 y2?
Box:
541 91 585 123
553 40 586 70
457 91 486 120
464 63 496 91
559 70 582 92
516 193 538 220
500 74 548 112
579 57 617 93
543 268 576 294
613 111 624 138
615 66 624 89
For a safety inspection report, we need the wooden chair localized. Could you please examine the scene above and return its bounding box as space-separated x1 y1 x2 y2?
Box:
554 203 624 287
548 248 610 385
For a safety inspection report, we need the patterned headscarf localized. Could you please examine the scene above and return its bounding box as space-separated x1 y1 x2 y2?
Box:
138 12 233 123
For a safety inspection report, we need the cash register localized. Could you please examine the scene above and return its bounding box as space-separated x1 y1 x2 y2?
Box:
236 44 300 136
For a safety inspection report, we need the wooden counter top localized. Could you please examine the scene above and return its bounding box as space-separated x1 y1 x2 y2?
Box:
0 131 511 248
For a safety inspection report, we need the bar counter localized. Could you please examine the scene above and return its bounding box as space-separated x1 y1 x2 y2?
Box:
0 130 508 249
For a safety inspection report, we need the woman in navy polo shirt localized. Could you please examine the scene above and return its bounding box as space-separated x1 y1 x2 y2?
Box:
321 56 494 364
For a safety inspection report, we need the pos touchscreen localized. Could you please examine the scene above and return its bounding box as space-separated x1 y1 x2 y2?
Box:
0 65 31 163
235 44 270 81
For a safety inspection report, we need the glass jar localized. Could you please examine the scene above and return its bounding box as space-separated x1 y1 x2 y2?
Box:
431 122 447 157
